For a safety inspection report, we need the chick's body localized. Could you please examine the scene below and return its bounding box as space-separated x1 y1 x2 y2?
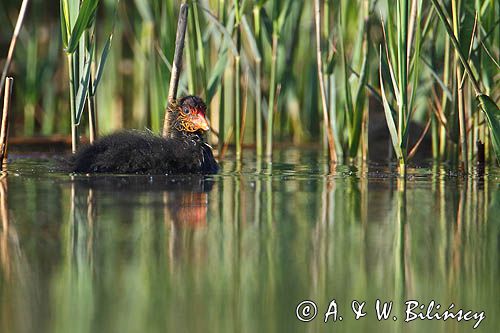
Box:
68 96 218 175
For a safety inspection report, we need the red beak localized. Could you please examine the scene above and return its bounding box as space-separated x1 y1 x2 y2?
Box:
192 113 210 132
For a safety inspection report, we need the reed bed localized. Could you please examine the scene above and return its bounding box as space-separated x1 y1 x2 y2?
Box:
0 0 498 171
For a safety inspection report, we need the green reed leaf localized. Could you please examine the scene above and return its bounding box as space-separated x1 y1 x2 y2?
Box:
421 57 453 101
241 16 261 61
379 47 403 162
66 0 99 54
60 0 69 48
324 51 337 75
207 48 229 104
92 34 113 96
75 44 94 125
349 43 369 157
200 6 239 56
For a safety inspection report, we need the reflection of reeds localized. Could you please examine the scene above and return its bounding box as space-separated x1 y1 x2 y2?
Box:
0 175 10 278
0 175 34 333
0 165 495 331
394 178 407 331
51 180 96 333
449 179 466 288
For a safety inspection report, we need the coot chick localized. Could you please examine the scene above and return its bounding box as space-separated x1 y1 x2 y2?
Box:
68 96 218 174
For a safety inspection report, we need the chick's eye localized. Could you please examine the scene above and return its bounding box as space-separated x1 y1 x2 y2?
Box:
182 107 190 115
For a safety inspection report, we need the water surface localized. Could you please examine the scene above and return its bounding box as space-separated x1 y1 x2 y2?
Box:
1 149 499 332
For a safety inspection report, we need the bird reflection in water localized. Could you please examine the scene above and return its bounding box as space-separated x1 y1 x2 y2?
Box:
70 175 215 272
71 174 214 226
164 187 210 228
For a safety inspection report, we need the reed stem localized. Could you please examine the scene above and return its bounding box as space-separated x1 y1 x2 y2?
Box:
430 0 481 94
192 0 208 93
253 7 263 157
67 54 78 153
234 0 241 160
439 37 451 159
87 32 98 143
255 59 262 157
0 0 29 99
266 34 278 159
397 0 409 155
451 0 468 171
163 3 189 137
0 78 13 163
235 54 241 159
314 0 336 162
87 90 98 143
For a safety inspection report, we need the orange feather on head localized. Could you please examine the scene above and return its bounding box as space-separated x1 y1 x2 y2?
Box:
174 96 210 133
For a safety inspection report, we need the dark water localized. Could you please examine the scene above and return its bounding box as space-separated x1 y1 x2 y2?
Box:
0 149 499 333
